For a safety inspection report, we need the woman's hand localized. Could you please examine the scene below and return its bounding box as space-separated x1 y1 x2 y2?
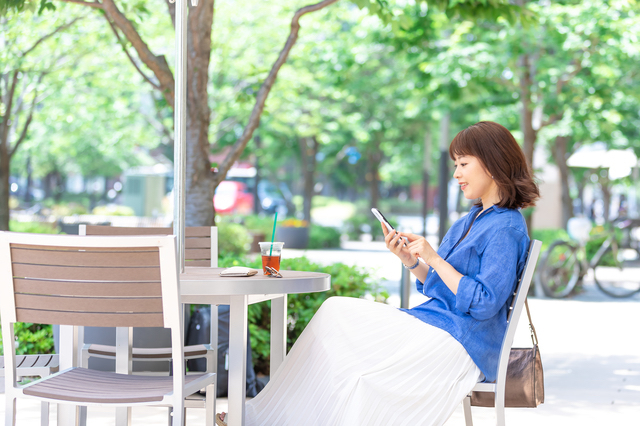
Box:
381 223 415 266
401 232 441 267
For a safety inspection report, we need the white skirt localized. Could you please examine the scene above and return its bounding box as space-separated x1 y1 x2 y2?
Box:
245 297 481 426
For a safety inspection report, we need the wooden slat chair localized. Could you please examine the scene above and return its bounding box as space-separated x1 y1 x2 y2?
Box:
462 239 542 426
0 232 215 426
0 354 59 426
78 225 218 376
78 225 218 425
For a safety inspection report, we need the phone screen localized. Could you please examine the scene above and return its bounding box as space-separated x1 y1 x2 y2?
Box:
371 208 395 232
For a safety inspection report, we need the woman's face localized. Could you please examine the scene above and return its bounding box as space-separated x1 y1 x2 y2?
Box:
453 155 499 204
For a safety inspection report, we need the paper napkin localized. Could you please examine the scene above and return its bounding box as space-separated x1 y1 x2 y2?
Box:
219 266 259 277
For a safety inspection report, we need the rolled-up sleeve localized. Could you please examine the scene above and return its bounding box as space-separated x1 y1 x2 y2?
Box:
455 227 526 320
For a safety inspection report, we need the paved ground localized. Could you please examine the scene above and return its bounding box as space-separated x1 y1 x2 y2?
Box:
2 240 640 425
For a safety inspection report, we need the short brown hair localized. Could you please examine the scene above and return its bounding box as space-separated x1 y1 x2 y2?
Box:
449 121 539 209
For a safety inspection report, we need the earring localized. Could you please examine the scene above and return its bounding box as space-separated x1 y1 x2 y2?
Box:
491 176 494 179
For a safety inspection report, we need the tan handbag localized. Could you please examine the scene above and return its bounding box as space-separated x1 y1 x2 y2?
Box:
470 299 545 408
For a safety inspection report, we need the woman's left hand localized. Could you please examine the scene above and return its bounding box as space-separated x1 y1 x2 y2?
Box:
401 233 441 267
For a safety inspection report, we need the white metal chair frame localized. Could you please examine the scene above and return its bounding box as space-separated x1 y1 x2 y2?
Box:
0 232 216 426
462 239 542 426
0 354 58 426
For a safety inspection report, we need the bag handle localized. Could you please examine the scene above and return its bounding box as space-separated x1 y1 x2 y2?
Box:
524 298 539 346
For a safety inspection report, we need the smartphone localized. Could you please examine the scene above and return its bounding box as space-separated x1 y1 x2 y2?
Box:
371 208 408 246
371 208 395 233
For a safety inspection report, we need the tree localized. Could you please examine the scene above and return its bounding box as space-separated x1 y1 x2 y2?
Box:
2 0 530 229
32 0 340 227
0 9 80 229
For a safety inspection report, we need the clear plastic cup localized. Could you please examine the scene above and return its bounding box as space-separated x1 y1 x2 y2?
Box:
258 242 284 275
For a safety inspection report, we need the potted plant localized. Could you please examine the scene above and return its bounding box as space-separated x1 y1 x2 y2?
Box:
276 218 310 249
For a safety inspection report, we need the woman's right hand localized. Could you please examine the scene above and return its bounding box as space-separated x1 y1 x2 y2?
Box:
382 223 415 266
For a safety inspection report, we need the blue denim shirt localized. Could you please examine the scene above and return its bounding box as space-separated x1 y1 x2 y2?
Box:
402 204 530 382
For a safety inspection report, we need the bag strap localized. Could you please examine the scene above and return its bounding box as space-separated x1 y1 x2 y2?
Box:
524 298 539 346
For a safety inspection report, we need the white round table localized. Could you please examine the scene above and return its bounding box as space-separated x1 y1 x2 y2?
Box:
180 267 331 426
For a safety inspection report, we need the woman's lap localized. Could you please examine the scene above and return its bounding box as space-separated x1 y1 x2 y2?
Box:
245 297 481 426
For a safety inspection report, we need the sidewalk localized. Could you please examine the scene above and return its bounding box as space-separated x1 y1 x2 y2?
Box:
2 243 639 425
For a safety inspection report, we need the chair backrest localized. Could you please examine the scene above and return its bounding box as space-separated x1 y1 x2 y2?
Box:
0 232 179 329
0 231 186 401
80 225 217 267
495 239 542 383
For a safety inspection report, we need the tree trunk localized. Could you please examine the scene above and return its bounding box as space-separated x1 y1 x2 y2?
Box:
0 141 10 230
298 136 318 223
253 135 261 215
519 52 536 236
438 113 450 244
184 109 215 226
601 173 611 222
422 125 431 237
552 136 573 229
367 137 382 211
25 155 32 203
183 0 215 226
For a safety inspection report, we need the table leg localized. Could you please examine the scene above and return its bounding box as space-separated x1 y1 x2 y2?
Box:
115 327 133 426
58 325 79 425
227 295 248 426
270 295 287 376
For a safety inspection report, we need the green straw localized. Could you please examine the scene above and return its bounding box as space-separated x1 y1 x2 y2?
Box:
270 212 278 256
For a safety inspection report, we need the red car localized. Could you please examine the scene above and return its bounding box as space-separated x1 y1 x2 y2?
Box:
213 181 253 215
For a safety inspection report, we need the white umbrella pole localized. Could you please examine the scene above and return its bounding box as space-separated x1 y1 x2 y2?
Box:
173 0 187 272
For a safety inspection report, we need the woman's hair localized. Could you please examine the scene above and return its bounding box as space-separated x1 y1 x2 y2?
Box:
449 121 540 209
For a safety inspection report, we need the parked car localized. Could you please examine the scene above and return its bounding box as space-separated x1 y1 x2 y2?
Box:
257 180 290 215
213 181 253 215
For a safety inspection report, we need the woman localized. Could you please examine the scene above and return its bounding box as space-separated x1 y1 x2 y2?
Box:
217 121 539 426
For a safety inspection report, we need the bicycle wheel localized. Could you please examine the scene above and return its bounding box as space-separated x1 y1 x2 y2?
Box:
538 240 581 298
593 245 640 298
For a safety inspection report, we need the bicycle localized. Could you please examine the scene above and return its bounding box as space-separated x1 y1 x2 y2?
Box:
536 217 640 298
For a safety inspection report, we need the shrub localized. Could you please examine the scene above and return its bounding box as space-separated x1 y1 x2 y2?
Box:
531 228 570 253
344 213 377 240
0 323 55 356
217 223 252 257
50 202 89 216
9 220 58 234
92 205 135 216
344 211 395 241
308 225 341 249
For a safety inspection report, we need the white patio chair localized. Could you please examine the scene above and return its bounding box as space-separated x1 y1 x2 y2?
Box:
462 239 542 426
0 232 216 426
78 225 218 377
0 354 58 426
78 225 219 425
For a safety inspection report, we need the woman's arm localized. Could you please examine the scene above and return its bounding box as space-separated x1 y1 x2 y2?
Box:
401 233 463 294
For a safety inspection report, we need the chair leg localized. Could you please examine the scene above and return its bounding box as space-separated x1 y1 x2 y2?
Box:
40 401 50 426
496 404 505 426
171 403 185 426
6 395 16 426
462 396 473 426
78 405 87 426
205 382 216 426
